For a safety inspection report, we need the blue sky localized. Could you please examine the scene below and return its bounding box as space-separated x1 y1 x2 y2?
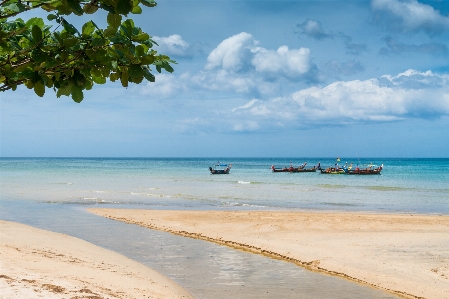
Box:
1 0 448 157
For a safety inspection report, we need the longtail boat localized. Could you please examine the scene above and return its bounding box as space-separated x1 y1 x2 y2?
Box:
320 167 346 174
209 163 232 174
271 163 317 173
347 164 383 175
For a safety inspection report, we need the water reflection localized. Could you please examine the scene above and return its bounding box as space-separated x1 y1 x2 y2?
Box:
0 200 398 299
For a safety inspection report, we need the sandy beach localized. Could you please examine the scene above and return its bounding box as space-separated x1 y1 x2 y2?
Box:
88 209 449 299
0 220 194 299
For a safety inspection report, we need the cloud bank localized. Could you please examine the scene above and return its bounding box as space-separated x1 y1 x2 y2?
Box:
371 0 449 34
223 70 449 132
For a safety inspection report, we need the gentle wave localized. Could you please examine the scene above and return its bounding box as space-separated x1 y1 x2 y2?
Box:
318 184 347 189
362 186 410 191
320 202 359 207
221 201 268 208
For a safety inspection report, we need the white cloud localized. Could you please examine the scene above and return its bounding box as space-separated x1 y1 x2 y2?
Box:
221 70 449 130
371 0 449 34
193 32 317 98
153 35 198 57
140 73 186 98
192 69 258 94
232 99 259 112
205 32 314 80
252 46 312 80
205 32 257 72
296 19 332 40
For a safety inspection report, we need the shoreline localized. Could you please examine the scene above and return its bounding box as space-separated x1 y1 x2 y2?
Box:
0 220 194 299
88 208 449 299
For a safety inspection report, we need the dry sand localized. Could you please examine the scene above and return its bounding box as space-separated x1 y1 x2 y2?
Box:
0 220 194 299
89 209 449 299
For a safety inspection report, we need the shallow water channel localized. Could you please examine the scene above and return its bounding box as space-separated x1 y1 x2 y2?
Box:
1 200 399 299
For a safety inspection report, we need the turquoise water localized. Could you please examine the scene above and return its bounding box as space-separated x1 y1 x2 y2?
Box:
2 157 443 298
1 157 448 213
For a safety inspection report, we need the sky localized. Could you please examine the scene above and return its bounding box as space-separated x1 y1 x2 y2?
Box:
1 0 449 158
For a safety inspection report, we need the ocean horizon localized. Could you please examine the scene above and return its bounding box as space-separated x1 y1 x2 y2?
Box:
1 157 448 214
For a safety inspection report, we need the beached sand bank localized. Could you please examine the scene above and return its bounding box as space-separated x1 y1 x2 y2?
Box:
0 220 193 299
89 209 449 299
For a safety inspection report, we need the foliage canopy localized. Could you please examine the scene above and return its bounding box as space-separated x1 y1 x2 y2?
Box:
0 0 175 102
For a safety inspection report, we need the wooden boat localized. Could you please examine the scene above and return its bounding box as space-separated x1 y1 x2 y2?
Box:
320 167 346 174
271 163 317 173
271 165 289 172
347 164 383 175
291 166 317 172
209 163 232 174
320 162 353 174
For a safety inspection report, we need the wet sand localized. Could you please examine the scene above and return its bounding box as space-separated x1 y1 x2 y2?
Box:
88 209 449 299
0 220 194 299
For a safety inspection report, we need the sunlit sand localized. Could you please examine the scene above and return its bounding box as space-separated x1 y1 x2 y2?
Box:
0 220 193 299
88 209 449 299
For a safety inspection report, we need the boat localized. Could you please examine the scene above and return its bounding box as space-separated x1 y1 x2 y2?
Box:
271 165 289 172
271 162 317 173
320 167 346 174
209 163 232 174
347 164 383 175
320 162 349 174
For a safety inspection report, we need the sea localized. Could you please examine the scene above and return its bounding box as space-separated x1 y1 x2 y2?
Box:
1 157 448 213
1 157 448 299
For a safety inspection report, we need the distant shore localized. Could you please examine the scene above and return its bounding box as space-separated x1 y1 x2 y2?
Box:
89 209 449 299
0 220 193 299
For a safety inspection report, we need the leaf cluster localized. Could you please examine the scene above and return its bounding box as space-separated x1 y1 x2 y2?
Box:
0 0 175 102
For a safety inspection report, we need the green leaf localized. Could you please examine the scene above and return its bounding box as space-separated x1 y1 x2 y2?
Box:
132 33 149 42
143 69 155 82
83 3 98 14
25 80 34 89
92 76 106 84
53 32 63 45
141 54 154 64
107 13 122 30
131 5 142 14
103 27 116 37
116 0 133 14
67 0 84 16
34 81 45 97
120 69 129 87
26 18 44 29
128 65 143 79
14 62 31 73
61 20 79 35
71 85 83 103
135 45 145 56
56 84 71 97
63 38 78 48
82 21 95 36
4 3 26 14
92 38 106 47
31 25 43 45
140 0 157 8
47 14 58 21
162 62 174 73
